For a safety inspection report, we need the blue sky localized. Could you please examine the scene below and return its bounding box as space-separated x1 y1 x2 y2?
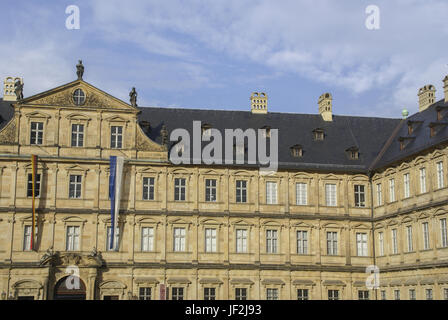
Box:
1 0 447 118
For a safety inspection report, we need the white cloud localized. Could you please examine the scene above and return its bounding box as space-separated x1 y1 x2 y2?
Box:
88 0 448 113
1 1 447 115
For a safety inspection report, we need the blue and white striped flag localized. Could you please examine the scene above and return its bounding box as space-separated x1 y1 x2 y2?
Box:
109 156 124 250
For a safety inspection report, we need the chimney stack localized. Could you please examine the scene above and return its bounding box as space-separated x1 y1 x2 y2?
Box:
418 84 436 112
3 77 22 101
318 92 332 121
443 75 448 103
250 92 268 114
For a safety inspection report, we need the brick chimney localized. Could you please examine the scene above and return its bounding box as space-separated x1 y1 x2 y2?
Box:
250 92 268 114
3 77 22 101
318 92 332 121
418 84 436 112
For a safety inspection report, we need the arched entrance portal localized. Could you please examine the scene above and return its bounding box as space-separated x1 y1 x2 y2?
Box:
53 276 86 300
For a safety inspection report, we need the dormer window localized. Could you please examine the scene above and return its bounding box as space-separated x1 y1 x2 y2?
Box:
346 147 359 160
290 145 303 158
313 128 324 141
261 125 271 138
429 122 448 138
436 106 448 121
398 136 415 150
407 120 422 135
202 123 212 139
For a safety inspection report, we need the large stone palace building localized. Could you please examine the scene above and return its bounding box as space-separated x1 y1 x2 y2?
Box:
0 65 448 300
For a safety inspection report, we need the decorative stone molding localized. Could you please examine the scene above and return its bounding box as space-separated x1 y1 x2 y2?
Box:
0 118 17 145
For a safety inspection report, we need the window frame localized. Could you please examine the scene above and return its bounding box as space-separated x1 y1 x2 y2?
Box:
205 178 217 202
325 183 337 207
110 125 123 149
296 182 308 206
235 180 247 203
66 225 81 251
142 177 155 201
71 123 84 147
68 174 82 199
141 226 154 252
30 121 44 145
27 173 41 198
174 178 186 201
266 229 278 254
266 181 278 205
354 184 366 208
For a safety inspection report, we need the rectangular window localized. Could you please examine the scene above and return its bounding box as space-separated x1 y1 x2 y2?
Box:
389 178 396 202
110 126 123 148
358 290 369 300
205 179 217 202
406 225 413 252
296 183 307 205
173 227 186 252
69 175 82 199
236 180 247 203
236 229 247 253
204 288 216 300
392 229 398 254
30 122 43 145
381 290 386 300
266 229 278 254
106 227 120 251
235 288 247 300
354 185 365 207
437 161 444 189
27 173 41 197
142 177 155 200
409 289 416 300
23 225 32 251
171 287 184 300
376 183 382 206
378 232 384 256
420 168 427 193
444 288 448 300
174 178 186 201
327 231 338 255
205 228 217 252
266 182 278 204
325 183 337 206
139 287 151 300
266 288 278 300
328 290 339 300
441 218 448 248
297 231 308 255
394 290 400 300
356 232 368 257
297 289 309 300
426 289 433 300
404 173 410 198
141 227 154 252
66 226 80 251
423 222 430 250
71 124 84 147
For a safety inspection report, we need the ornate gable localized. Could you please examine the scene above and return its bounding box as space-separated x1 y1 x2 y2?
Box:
19 80 137 112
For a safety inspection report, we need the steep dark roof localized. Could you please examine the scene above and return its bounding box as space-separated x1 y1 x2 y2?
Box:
373 99 448 170
138 107 401 172
0 99 14 131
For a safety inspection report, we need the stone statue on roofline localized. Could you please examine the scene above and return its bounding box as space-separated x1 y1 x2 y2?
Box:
76 60 84 80
129 87 138 107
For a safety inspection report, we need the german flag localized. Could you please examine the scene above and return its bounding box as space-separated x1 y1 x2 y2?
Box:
31 154 38 251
